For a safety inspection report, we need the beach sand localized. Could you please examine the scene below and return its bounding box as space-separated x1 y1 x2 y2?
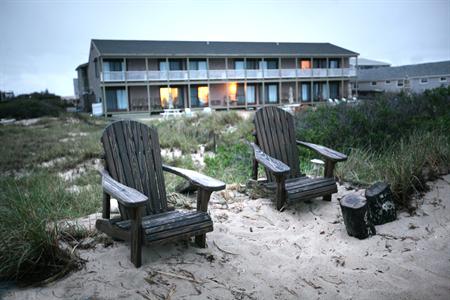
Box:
4 175 450 299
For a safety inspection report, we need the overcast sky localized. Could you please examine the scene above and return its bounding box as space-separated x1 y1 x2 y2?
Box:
0 0 449 96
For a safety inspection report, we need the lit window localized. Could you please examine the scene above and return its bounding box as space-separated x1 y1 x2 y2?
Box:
420 78 428 84
160 87 179 108
300 60 311 69
371 82 377 86
198 86 209 105
440 77 446 82
228 82 237 101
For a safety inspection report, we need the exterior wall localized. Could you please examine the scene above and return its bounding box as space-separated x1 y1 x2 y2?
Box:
127 59 146 71
209 58 226 70
129 86 148 111
281 58 296 69
210 83 228 106
87 43 102 103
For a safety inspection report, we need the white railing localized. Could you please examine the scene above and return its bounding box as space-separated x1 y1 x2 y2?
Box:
227 69 245 79
280 69 296 78
264 69 280 78
127 71 147 81
246 69 263 79
148 71 167 81
328 68 343 77
312 69 328 77
101 68 356 82
103 71 125 81
209 70 227 80
169 70 188 80
297 69 313 78
189 70 208 80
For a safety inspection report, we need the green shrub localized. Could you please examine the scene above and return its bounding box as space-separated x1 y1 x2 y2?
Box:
0 92 68 120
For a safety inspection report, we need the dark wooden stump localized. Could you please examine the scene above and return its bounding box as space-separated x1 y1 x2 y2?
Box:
340 193 376 239
365 182 396 225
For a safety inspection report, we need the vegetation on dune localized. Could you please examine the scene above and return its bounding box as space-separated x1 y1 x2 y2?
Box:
0 91 71 120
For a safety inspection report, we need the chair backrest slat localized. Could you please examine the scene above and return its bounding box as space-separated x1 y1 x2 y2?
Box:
101 120 167 219
254 107 300 182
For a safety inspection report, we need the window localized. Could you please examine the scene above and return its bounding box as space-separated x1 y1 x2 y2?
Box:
313 59 327 68
246 85 256 104
420 78 428 84
266 59 278 69
189 60 207 70
246 59 258 69
267 84 278 103
397 80 404 87
329 59 340 68
159 59 183 71
301 83 311 102
300 59 311 69
106 88 128 111
190 86 208 108
440 77 447 82
160 87 179 108
385 80 391 84
234 60 245 70
371 82 377 86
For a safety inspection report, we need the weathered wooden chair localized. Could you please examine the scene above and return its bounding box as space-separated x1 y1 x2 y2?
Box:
250 106 347 210
96 120 225 267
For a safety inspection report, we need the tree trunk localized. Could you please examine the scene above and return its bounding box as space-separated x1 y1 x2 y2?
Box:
340 193 376 239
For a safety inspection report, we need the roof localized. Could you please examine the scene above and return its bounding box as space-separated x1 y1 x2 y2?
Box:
75 62 88 70
91 39 358 57
358 61 450 81
350 57 390 67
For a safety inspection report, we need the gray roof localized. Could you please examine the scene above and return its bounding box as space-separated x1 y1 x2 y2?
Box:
75 62 88 70
350 57 390 67
358 61 450 81
92 39 358 57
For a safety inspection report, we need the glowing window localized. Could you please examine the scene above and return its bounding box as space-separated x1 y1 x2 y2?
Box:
300 60 311 69
228 82 237 101
198 86 209 105
160 87 179 108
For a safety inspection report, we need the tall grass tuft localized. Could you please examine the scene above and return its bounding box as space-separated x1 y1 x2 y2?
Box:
336 130 450 208
0 173 95 284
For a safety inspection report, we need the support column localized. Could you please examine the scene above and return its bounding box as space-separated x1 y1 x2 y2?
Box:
145 58 151 114
244 57 247 109
187 57 191 109
355 56 359 98
311 80 314 104
207 57 211 108
261 58 265 106
295 57 299 103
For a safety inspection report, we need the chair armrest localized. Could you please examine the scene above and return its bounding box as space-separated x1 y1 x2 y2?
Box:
101 169 148 208
297 141 347 162
249 142 290 175
162 165 226 192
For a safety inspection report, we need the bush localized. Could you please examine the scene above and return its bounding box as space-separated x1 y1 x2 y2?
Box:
0 92 67 120
295 86 450 151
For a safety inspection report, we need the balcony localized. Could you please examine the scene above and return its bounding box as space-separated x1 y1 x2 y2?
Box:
102 68 356 82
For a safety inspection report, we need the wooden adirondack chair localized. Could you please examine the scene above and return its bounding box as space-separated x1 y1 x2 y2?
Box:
96 120 225 267
250 106 347 211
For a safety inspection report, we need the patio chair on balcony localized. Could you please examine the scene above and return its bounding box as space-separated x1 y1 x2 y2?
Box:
250 107 347 210
96 120 225 267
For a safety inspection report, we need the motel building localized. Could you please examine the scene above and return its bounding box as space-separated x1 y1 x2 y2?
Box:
75 39 358 114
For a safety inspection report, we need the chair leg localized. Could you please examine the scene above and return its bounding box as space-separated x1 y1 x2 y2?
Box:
195 234 206 248
275 175 286 211
130 206 143 268
323 194 332 201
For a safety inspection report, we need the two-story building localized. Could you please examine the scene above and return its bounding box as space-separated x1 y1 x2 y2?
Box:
77 39 358 114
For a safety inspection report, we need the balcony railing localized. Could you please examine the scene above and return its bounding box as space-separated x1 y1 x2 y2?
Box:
102 68 356 82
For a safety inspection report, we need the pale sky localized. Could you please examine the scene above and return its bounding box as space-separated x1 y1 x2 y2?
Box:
0 0 449 96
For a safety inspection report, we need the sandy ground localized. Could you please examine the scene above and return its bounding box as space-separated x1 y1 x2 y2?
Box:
3 175 450 300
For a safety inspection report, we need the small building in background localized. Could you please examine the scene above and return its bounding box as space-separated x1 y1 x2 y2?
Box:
355 61 450 97
0 91 15 101
350 57 391 70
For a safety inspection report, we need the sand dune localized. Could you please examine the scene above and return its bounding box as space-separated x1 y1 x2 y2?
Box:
4 175 450 299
